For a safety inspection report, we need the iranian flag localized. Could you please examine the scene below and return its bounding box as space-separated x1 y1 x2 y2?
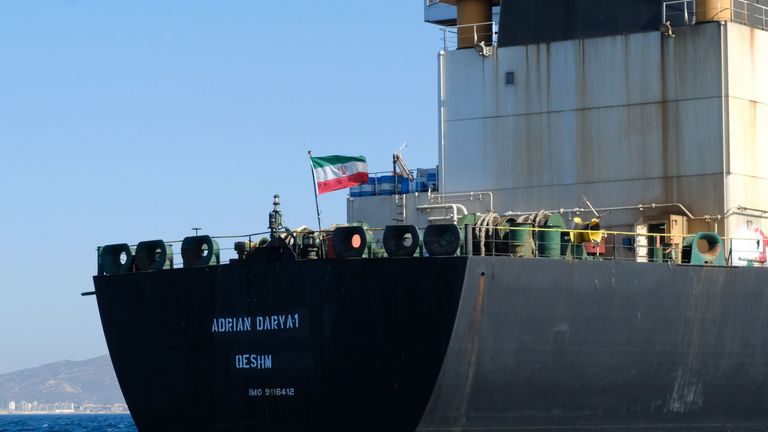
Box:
311 155 369 195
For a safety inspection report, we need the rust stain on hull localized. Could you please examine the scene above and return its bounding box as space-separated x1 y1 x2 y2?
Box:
458 271 486 425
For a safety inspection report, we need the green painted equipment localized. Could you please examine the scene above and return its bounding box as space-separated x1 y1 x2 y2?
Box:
537 213 565 258
494 217 534 257
681 232 726 266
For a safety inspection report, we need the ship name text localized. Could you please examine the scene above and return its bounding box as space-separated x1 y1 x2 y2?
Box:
255 313 299 331
211 312 301 334
211 317 251 333
235 354 272 369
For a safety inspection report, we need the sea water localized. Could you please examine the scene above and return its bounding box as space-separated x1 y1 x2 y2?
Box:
0 414 136 431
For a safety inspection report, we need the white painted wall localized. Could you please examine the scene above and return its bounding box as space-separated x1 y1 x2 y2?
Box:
725 21 768 237
439 22 734 230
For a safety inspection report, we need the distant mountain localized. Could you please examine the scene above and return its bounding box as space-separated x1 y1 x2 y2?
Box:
0 355 125 404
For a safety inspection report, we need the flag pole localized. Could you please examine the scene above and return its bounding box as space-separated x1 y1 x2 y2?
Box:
307 150 322 232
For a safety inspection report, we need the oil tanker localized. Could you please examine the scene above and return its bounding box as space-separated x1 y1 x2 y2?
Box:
93 1 768 430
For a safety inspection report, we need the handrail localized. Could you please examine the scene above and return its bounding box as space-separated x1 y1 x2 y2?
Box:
502 202 720 221
731 0 768 30
440 21 498 51
350 169 438 197
662 0 768 31
416 204 469 224
428 190 494 213
663 0 696 26
725 206 768 219
97 223 768 270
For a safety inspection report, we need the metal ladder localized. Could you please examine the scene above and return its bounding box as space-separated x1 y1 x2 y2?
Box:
393 194 406 224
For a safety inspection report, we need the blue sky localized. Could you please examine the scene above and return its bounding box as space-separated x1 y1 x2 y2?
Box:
0 1 441 373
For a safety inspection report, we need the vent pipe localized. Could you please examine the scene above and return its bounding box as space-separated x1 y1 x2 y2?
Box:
696 0 732 22
457 0 492 49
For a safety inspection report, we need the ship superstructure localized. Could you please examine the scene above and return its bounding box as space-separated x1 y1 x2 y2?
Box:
350 0 768 261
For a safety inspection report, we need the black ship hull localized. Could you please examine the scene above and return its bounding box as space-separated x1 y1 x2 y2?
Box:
95 254 768 431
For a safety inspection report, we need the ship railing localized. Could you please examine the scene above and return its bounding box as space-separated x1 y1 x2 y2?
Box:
99 231 272 272
206 231 272 262
664 0 768 31
97 227 767 274
245 226 762 266
730 0 768 31
349 169 438 197
453 225 767 267
440 21 498 51
467 225 688 264
366 169 417 187
662 0 696 26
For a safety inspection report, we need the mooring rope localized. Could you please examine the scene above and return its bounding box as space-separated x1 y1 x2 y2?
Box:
475 212 501 256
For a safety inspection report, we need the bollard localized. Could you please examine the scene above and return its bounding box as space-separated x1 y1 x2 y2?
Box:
464 224 473 256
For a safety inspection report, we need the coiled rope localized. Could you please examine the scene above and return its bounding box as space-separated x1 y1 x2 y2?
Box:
474 212 500 256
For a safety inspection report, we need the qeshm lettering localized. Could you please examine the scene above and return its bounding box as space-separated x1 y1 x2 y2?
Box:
235 354 272 369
